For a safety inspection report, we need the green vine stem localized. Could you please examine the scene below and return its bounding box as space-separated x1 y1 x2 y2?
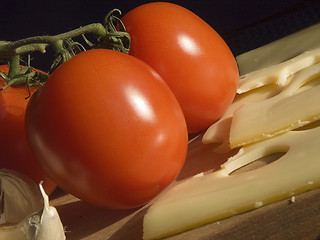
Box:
0 9 130 94
0 23 106 58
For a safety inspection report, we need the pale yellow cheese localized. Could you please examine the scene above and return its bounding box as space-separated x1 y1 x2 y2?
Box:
230 63 320 148
143 126 320 240
238 48 320 94
237 23 320 75
145 25 320 240
203 58 320 149
202 84 281 152
203 48 320 147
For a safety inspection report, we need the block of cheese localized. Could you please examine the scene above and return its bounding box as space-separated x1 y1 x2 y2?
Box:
143 126 320 240
236 23 320 75
229 63 320 148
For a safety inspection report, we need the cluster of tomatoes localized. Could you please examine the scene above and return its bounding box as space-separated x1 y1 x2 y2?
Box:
0 2 238 209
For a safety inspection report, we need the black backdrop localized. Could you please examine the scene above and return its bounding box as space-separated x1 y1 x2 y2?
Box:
2 0 320 60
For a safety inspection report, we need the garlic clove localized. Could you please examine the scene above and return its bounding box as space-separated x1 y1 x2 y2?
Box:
0 168 43 224
36 183 66 240
0 168 66 240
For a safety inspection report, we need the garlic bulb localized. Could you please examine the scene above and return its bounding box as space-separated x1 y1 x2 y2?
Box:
0 169 66 240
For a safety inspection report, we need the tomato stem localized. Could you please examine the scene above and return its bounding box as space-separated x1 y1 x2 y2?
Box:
0 9 130 91
8 56 20 78
0 23 109 58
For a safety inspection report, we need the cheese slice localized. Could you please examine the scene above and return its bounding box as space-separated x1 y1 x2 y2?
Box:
203 48 320 148
230 63 320 148
238 47 320 94
202 83 281 148
236 23 320 75
203 60 320 149
145 25 320 240
143 126 320 240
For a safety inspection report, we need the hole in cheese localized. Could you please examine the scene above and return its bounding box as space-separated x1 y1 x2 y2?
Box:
297 73 320 92
229 152 286 175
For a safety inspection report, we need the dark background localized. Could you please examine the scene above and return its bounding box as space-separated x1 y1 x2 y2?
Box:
1 0 320 69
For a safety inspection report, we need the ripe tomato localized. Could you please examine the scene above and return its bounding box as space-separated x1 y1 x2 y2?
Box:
122 2 239 133
25 49 188 209
0 65 56 195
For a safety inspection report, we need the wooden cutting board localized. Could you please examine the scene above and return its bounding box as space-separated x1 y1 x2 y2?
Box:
50 134 320 240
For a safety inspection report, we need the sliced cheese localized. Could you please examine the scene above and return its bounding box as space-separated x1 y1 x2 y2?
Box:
146 23 320 240
238 48 320 94
203 48 320 148
202 83 281 148
230 63 320 148
203 59 320 149
236 23 320 75
143 126 320 240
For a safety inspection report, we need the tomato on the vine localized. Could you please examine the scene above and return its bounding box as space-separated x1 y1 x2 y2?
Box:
122 2 239 133
25 49 188 209
0 65 56 194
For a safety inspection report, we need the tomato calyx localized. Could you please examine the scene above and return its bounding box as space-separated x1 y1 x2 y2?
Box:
0 9 130 92
0 56 47 98
102 9 131 54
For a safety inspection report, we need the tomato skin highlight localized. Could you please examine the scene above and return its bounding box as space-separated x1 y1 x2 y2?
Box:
122 2 239 133
0 65 56 195
26 49 188 209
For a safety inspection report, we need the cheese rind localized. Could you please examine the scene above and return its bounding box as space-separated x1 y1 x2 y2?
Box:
143 127 320 240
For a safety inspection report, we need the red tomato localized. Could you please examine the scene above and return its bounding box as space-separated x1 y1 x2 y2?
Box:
25 49 188 209
122 2 239 133
0 65 56 194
